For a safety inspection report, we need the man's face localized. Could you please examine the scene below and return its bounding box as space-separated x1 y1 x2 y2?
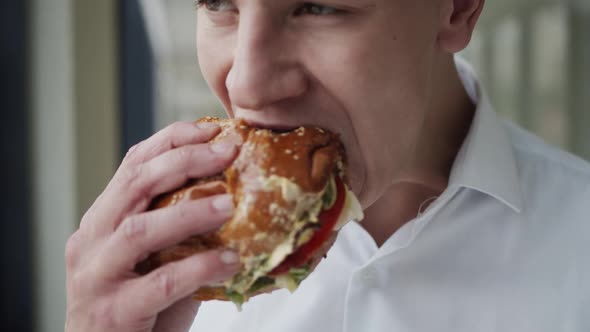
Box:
196 0 444 207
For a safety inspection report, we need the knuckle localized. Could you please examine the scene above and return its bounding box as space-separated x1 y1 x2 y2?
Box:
120 215 147 246
118 163 144 191
123 140 146 165
174 146 195 167
159 136 175 153
125 141 141 158
79 202 101 229
65 232 82 270
151 267 177 300
79 207 94 226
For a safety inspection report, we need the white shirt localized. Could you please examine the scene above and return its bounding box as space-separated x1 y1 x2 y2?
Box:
191 57 590 332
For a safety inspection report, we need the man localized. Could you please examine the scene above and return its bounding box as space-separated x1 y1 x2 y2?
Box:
65 0 590 331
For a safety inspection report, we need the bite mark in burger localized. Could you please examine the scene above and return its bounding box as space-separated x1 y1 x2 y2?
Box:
135 117 364 308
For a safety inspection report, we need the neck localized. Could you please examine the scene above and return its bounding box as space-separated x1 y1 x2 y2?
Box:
362 55 475 247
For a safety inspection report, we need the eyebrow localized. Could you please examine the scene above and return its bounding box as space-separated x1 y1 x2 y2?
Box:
194 0 376 11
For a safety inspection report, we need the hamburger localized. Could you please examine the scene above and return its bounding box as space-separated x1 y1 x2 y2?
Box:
135 117 364 307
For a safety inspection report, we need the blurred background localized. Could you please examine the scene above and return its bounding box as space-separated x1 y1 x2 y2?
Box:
1 0 588 331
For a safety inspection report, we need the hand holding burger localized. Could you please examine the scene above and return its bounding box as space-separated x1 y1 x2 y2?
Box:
64 117 363 332
65 121 243 332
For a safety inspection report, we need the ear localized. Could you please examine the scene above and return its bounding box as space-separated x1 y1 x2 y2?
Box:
437 0 485 53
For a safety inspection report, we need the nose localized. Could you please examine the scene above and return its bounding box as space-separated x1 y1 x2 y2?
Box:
226 17 308 111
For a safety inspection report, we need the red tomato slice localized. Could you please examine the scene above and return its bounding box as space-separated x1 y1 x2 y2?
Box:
270 176 346 275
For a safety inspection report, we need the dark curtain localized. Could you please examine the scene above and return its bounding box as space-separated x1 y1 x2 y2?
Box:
119 0 155 158
0 1 33 331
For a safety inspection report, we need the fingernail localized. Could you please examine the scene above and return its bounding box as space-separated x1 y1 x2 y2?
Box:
220 250 240 265
212 194 234 213
196 122 219 129
210 141 235 154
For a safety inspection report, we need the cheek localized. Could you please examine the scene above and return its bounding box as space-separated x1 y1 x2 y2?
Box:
297 16 435 204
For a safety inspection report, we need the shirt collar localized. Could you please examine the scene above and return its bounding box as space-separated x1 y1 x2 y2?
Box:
449 56 524 213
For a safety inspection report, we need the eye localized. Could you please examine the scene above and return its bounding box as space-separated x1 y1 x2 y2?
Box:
294 3 343 16
194 0 236 12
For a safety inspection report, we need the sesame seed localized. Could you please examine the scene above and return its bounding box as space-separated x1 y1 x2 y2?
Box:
293 155 300 160
285 149 293 154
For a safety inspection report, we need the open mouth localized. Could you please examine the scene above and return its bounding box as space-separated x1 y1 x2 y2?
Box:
238 118 300 133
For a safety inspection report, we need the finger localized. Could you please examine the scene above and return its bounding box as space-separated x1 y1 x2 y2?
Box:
92 140 238 234
119 250 240 320
127 141 237 215
123 121 220 167
101 194 235 275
